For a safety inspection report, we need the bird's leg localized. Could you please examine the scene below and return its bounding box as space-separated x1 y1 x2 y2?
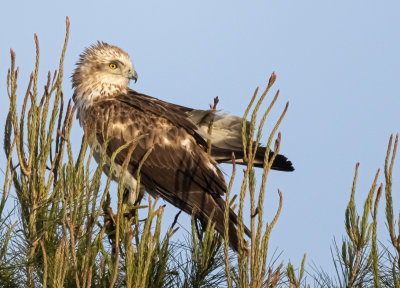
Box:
123 186 145 220
103 205 117 254
122 187 132 204
194 216 208 241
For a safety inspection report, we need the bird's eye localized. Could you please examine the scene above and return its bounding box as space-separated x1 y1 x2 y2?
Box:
109 63 118 69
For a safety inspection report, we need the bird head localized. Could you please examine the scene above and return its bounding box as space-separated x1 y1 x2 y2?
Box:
72 42 137 92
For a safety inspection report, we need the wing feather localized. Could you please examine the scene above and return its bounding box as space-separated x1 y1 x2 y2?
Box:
83 92 250 251
85 96 227 197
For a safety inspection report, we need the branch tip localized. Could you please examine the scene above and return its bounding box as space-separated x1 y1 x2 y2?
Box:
268 72 277 86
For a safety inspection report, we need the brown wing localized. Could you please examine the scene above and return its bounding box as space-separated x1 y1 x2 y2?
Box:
126 90 294 171
116 90 205 146
84 94 250 251
85 91 250 250
89 97 225 193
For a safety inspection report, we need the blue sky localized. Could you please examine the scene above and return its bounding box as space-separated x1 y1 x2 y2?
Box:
1 0 399 277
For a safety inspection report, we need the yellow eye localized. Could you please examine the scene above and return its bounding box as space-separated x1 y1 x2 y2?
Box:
109 63 117 69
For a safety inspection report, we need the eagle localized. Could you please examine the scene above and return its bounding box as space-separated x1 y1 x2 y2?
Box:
72 42 294 251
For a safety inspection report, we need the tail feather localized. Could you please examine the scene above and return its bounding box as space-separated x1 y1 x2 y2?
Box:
212 145 294 171
261 148 294 171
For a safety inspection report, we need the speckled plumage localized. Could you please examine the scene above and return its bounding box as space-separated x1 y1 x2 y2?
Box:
72 42 293 251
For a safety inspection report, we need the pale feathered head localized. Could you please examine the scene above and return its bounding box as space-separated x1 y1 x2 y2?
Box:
72 42 138 108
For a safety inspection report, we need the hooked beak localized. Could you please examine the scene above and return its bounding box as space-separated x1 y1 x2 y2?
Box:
128 69 138 83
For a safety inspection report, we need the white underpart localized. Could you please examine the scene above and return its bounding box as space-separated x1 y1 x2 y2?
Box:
74 70 129 115
73 47 138 202
74 88 100 112
75 84 128 119
181 138 191 151
163 137 170 145
90 136 142 205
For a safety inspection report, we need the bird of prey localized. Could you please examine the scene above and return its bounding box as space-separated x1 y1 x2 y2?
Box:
72 42 293 251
